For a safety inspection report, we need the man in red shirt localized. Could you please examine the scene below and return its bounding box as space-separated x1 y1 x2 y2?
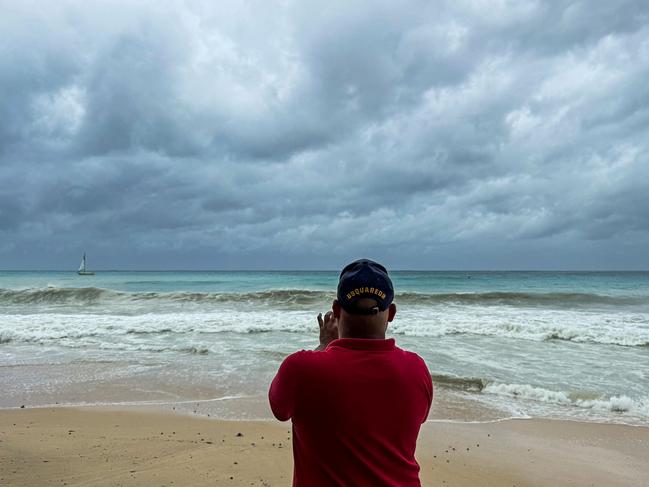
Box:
269 259 433 486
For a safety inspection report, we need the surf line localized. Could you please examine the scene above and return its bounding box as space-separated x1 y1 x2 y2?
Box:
4 394 255 410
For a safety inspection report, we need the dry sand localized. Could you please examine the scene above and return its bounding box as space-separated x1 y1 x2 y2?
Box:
1 407 647 486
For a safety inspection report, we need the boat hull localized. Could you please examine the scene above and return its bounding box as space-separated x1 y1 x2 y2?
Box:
77 271 95 275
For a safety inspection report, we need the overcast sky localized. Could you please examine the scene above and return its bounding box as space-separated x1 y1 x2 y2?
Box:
1 0 648 270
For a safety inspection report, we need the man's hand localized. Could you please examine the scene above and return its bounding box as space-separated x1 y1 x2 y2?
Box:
315 311 339 351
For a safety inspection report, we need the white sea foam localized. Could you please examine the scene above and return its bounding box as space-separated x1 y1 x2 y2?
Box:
392 307 649 346
483 382 649 416
2 305 648 348
0 311 315 346
2 285 648 347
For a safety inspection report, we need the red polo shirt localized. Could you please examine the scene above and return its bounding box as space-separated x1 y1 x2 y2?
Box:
269 338 433 487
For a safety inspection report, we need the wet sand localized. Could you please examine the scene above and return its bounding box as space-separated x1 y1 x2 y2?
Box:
1 407 647 486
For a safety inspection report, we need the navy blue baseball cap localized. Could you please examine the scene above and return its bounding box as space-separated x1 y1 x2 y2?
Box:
337 259 394 315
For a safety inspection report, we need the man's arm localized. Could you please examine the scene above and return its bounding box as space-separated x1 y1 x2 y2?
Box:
315 310 339 351
269 353 300 421
269 312 338 420
420 358 434 423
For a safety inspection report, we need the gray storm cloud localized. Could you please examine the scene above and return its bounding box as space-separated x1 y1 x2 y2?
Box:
1 0 648 269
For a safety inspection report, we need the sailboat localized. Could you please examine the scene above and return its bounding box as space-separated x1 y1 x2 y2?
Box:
77 253 95 275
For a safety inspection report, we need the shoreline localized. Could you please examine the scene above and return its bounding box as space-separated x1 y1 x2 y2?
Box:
3 333 648 426
3 387 648 427
2 407 648 486
5 402 649 428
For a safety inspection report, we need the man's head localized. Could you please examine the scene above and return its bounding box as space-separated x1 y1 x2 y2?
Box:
333 259 397 339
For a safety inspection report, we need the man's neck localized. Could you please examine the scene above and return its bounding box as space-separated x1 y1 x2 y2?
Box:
339 331 386 340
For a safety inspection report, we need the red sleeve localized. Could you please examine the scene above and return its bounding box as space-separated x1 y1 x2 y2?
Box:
419 357 434 423
268 352 303 421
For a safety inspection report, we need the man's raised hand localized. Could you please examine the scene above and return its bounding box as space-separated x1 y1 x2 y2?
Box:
316 311 339 351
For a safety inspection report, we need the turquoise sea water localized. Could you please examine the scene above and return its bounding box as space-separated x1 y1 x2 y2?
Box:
1 271 648 424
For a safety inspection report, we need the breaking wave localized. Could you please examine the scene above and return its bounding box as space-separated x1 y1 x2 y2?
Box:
1 306 648 347
391 309 649 347
397 291 646 307
2 287 646 308
0 287 332 306
431 373 486 392
1 286 648 348
429 375 649 418
419 374 649 419
482 382 649 416
95 344 210 355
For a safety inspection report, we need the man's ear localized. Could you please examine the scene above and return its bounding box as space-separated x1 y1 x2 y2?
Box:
387 303 397 322
332 299 341 318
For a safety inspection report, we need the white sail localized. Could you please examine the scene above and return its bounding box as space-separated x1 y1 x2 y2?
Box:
77 252 94 275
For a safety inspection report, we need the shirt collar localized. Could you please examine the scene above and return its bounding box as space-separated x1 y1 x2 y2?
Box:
326 337 396 351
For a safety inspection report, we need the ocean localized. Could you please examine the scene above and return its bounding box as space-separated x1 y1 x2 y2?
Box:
1 270 648 424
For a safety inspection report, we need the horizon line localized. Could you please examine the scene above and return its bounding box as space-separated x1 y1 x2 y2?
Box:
2 269 649 273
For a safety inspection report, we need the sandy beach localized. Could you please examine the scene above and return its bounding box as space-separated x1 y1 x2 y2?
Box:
1 407 647 487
